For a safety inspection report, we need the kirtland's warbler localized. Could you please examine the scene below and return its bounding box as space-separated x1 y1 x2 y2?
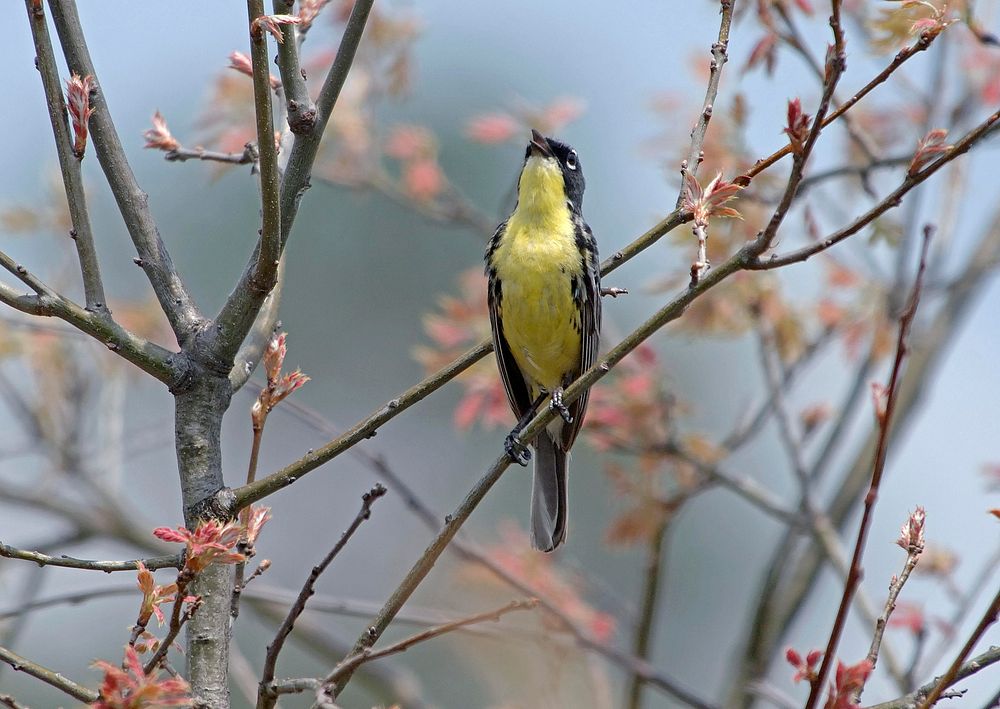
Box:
485 130 601 552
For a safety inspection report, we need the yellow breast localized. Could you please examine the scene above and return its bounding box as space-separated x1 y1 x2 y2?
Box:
492 158 583 394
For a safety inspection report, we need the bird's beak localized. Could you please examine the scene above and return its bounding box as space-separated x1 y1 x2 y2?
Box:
528 129 553 158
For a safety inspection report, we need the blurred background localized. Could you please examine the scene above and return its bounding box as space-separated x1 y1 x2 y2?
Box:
1 1 998 707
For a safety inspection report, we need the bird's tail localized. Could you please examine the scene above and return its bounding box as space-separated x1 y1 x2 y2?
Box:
530 431 568 552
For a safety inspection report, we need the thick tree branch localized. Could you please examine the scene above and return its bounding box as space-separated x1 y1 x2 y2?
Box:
208 0 375 371
0 645 98 704
48 0 202 341
24 0 107 315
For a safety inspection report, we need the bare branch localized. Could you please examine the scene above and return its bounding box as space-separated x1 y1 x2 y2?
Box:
918 589 1000 709
751 110 1000 271
0 645 98 704
0 542 182 572
740 28 941 183
675 0 735 198
313 599 538 699
867 645 1000 709
48 0 203 340
268 396 716 707
856 508 925 703
0 248 183 386
748 0 845 259
625 521 671 709
247 0 282 309
24 0 107 315
209 0 375 370
257 484 387 709
272 0 317 133
164 143 258 165
804 228 933 709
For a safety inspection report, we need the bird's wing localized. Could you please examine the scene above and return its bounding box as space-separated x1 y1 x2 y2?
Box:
562 219 602 451
486 222 533 420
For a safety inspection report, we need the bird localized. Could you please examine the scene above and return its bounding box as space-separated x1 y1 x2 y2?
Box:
485 129 601 552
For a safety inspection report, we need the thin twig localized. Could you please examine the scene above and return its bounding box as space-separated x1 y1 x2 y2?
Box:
143 569 199 674
257 484 387 709
312 599 538 700
918 589 1000 709
856 510 925 703
164 143 257 165
0 645 98 704
24 0 107 315
748 0 845 259
749 109 1000 271
918 543 1000 680
0 542 181 572
739 28 942 183
675 0 735 202
0 586 135 621
0 694 30 709
48 0 202 339
804 227 933 709
866 645 1000 709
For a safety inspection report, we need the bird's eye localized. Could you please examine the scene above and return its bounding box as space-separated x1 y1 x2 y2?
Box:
565 150 578 170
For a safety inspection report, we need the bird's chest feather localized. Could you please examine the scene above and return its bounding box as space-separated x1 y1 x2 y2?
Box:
493 215 583 390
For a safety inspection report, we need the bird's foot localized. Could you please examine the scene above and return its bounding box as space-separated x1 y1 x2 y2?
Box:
549 387 574 424
504 432 531 466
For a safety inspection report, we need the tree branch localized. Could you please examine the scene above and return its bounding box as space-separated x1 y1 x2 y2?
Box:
0 542 182 572
750 110 1000 270
268 396 717 707
675 0 735 201
272 0 316 134
209 0 375 371
24 0 107 315
0 249 184 386
739 28 941 183
804 228 932 709
918 589 1000 709
257 484 387 709
48 0 203 341
866 646 1000 709
313 599 538 700
0 645 98 704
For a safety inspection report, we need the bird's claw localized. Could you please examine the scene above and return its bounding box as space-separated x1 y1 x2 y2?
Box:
504 433 531 466
549 388 574 424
